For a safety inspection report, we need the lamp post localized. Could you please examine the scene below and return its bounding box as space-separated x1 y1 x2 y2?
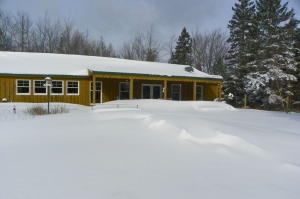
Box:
45 77 52 114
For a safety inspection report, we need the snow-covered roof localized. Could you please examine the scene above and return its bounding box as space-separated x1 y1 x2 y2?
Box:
0 52 222 79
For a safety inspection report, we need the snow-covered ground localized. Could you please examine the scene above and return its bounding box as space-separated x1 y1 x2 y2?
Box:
0 100 299 199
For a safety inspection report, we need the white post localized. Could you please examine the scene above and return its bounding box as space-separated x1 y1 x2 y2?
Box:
45 77 52 114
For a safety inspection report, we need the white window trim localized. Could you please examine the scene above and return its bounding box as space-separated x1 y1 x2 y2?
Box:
172 84 181 101
33 80 47 95
16 79 31 95
51 80 64 95
196 85 203 101
66 81 80 95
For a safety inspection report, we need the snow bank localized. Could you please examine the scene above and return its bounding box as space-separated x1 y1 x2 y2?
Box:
0 100 299 199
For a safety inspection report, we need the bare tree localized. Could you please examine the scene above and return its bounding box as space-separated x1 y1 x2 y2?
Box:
97 36 107 56
31 12 49 52
105 43 117 57
70 29 88 54
192 28 229 74
0 10 15 51
31 12 62 53
58 18 75 54
145 24 162 62
119 34 145 60
119 24 162 61
89 36 116 57
119 39 135 59
1 10 118 58
13 11 33 52
132 32 146 60
46 19 62 53
163 34 177 62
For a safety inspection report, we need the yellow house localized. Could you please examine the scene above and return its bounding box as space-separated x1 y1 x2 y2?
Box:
0 52 222 106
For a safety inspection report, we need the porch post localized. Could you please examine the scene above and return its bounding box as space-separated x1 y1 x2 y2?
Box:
164 80 167 100
193 81 197 101
218 82 222 102
93 75 96 104
129 78 133 99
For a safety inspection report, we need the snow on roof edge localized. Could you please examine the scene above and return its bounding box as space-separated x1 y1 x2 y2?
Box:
0 52 223 80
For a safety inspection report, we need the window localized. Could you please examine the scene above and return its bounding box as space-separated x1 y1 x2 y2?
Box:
51 81 63 95
172 84 181 101
90 81 102 91
16 80 30 95
196 85 203 101
119 82 129 99
67 81 79 95
34 80 47 95
90 81 102 103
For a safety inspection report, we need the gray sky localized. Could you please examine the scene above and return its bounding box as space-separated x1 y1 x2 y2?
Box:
1 0 300 48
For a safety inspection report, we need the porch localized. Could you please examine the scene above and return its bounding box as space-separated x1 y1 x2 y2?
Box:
90 74 222 104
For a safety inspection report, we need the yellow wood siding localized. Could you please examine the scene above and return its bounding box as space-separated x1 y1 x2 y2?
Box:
0 76 91 106
202 84 219 101
100 78 121 102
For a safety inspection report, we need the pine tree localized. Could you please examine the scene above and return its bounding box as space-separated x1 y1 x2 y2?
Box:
292 28 300 110
246 0 299 110
169 27 193 66
224 0 257 106
212 58 226 76
0 26 3 51
0 10 4 50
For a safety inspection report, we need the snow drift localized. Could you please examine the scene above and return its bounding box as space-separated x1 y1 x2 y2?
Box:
0 100 299 199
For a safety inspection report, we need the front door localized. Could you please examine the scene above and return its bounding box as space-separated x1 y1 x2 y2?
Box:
142 84 162 99
90 81 102 103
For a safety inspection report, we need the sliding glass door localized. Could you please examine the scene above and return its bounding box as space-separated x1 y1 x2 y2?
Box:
142 84 162 99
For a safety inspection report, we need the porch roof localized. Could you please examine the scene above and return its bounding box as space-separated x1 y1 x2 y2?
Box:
0 52 222 80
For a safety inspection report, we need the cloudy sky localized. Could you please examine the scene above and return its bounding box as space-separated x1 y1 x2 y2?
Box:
1 0 300 48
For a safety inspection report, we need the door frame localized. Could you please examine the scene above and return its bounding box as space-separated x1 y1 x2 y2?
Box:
196 85 203 101
90 81 102 104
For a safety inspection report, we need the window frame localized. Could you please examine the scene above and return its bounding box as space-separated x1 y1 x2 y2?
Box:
66 81 79 95
51 80 64 95
16 79 31 95
33 80 47 95
119 82 130 100
172 84 181 101
196 85 203 101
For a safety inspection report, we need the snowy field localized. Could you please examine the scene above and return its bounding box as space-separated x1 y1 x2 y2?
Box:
0 100 299 199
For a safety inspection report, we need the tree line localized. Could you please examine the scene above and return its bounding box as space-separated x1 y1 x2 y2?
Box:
0 10 228 69
0 11 117 57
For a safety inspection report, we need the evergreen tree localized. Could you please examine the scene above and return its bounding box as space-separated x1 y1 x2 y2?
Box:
227 0 256 66
212 57 226 76
224 0 257 106
246 0 299 110
0 12 3 50
292 28 300 110
0 29 2 50
169 27 193 66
